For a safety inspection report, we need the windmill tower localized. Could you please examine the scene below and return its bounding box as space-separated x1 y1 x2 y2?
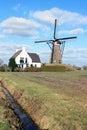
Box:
35 19 77 64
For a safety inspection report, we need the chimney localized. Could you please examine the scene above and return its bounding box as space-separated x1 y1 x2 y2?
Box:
22 47 26 52
16 49 19 52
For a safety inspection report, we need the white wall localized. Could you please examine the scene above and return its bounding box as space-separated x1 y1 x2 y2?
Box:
31 62 42 68
15 48 32 68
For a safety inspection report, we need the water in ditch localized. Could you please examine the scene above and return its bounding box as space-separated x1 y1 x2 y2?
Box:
1 86 39 130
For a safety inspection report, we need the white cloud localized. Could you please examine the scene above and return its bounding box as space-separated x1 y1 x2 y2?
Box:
28 8 87 38
30 8 87 25
0 7 87 38
59 28 85 35
64 48 87 54
70 28 84 35
30 10 55 24
0 17 41 37
63 48 87 66
0 43 29 51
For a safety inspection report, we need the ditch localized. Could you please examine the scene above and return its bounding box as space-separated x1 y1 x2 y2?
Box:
0 81 40 130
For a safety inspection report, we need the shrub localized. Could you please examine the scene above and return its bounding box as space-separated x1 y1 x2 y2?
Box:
14 67 23 72
0 65 11 72
41 64 76 72
41 65 66 72
24 67 41 72
8 58 17 71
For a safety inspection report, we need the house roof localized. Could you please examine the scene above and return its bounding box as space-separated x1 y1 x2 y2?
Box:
28 53 41 63
11 50 41 63
12 50 22 59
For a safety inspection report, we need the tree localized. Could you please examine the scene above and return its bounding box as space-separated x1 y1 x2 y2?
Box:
8 58 17 71
0 59 3 66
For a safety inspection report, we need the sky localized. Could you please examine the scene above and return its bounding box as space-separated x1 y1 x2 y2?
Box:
0 0 87 67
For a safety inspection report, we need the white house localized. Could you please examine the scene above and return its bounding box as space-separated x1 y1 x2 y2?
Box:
11 47 41 68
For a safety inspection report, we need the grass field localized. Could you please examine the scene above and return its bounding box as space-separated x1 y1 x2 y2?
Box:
0 70 87 130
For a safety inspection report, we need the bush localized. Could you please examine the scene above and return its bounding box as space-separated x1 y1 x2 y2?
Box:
41 64 76 72
8 58 17 71
0 65 11 72
41 65 66 72
0 66 5 72
24 67 41 72
14 67 23 72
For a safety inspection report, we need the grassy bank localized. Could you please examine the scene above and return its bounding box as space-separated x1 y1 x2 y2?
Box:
0 70 87 129
0 106 10 130
0 86 11 130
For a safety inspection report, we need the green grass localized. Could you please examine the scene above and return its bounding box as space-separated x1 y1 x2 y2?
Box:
0 122 10 130
0 104 11 130
0 70 87 129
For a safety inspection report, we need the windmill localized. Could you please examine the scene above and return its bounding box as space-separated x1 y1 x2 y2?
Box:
35 19 77 64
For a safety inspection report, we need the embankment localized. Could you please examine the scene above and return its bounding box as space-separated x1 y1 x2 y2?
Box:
0 79 53 130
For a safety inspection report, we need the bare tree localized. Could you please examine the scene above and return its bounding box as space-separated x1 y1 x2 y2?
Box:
0 59 3 66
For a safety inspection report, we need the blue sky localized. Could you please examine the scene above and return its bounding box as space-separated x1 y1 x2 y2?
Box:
0 0 87 66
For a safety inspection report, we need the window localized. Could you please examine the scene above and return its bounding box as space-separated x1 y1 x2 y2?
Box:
25 58 27 63
20 57 24 64
31 64 33 67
